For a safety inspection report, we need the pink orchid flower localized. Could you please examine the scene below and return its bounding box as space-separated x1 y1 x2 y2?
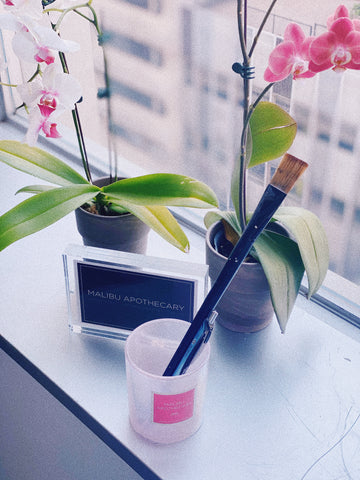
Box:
264 23 316 82
309 6 360 73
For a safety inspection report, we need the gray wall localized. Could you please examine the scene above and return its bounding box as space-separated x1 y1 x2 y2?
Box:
0 350 142 480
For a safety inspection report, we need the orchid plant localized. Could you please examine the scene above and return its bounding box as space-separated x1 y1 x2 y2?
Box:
0 0 218 253
204 2 359 332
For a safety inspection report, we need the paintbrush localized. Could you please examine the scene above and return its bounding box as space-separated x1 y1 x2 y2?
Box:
163 153 308 376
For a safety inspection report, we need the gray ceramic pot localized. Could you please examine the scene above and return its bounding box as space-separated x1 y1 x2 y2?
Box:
75 177 150 254
205 221 273 332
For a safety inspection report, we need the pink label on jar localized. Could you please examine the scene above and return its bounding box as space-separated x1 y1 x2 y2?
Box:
153 389 195 424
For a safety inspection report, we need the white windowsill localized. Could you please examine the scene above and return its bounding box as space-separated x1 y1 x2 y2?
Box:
1 118 360 478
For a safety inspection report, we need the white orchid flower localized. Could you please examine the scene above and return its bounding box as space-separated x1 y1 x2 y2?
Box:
18 64 82 144
0 0 43 20
0 9 79 65
18 63 82 110
12 20 79 64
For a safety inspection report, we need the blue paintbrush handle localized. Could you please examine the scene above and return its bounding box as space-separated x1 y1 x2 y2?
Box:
163 184 286 376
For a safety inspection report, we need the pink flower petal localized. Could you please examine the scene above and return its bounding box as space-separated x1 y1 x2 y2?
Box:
309 32 337 65
345 60 360 70
346 34 360 64
330 17 354 42
50 124 61 138
327 5 349 29
268 41 295 75
299 36 314 60
308 59 333 73
353 19 360 32
345 30 360 55
283 23 305 48
334 5 349 18
264 65 292 82
34 45 55 65
295 69 317 79
38 104 55 118
46 123 61 139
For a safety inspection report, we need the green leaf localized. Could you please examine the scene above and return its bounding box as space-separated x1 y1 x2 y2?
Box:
16 185 57 194
0 140 89 186
253 231 305 333
0 184 99 251
204 210 241 235
248 102 297 167
273 207 329 297
102 174 218 208
110 199 190 252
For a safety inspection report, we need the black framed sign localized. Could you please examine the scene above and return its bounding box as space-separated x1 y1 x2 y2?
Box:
63 244 209 339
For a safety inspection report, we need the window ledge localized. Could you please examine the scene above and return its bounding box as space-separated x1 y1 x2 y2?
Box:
1 124 360 478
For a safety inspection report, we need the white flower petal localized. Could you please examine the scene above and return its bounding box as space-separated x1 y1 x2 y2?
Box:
17 77 43 106
41 63 59 88
25 107 42 146
12 29 38 63
32 24 79 52
0 13 23 31
3 0 43 20
54 72 82 108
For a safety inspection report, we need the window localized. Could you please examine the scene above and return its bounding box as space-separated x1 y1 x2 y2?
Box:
355 207 360 224
103 31 163 66
109 79 166 114
216 74 228 99
330 197 345 217
120 0 162 13
1 1 359 314
339 122 356 152
310 188 323 204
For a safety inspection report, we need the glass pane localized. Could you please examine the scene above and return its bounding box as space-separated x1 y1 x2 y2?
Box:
1 1 360 288
94 1 360 284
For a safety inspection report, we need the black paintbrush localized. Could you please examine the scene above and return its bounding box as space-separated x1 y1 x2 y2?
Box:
163 153 308 376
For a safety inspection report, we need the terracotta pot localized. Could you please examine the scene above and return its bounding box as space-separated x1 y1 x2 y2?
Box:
205 221 273 332
75 177 150 254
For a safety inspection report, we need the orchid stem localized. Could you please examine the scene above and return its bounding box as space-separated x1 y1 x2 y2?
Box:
236 0 277 232
237 0 249 231
248 0 278 58
53 2 114 184
58 50 92 183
